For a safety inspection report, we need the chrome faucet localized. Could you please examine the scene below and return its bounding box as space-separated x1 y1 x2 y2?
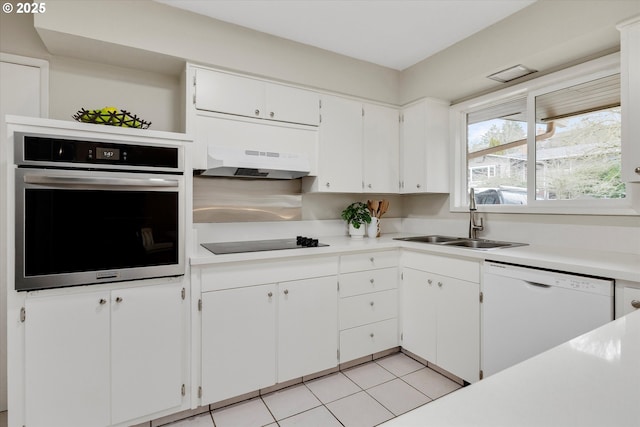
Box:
469 188 484 239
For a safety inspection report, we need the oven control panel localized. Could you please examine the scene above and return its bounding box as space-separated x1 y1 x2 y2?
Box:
16 134 180 170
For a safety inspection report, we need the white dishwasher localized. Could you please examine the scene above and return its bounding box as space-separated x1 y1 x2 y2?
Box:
482 261 613 378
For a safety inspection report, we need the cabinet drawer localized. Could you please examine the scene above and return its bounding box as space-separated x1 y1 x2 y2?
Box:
340 250 398 273
402 251 480 283
339 318 398 363
339 289 397 329
340 268 398 298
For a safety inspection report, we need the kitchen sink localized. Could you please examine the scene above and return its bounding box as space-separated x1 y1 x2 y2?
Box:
394 235 462 243
393 235 527 250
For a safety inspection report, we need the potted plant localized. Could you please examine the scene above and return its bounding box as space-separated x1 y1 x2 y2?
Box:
341 202 372 239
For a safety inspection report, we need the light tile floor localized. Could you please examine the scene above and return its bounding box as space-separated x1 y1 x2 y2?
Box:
160 352 463 427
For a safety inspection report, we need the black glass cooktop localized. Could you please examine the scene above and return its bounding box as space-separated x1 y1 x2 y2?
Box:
201 237 328 255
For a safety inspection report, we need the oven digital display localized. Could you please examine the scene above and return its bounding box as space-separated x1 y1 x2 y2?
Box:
96 147 120 160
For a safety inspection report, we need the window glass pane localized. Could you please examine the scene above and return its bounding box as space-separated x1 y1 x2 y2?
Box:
467 98 535 205
534 75 624 201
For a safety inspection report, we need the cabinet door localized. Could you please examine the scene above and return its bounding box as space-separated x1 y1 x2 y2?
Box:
278 276 338 382
201 284 276 404
620 18 640 182
25 291 110 427
111 284 183 424
363 103 400 193
195 68 265 118
317 95 363 192
401 268 437 362
400 102 427 193
436 275 479 382
265 83 319 126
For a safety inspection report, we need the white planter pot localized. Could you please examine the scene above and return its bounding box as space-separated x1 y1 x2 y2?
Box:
348 223 366 239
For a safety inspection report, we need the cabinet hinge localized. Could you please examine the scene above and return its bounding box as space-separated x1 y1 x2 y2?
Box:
479 370 484 380
319 114 322 123
400 332 404 341
319 99 322 109
198 386 202 398
337 281 340 292
401 272 404 281
362 107 365 117
337 349 340 360
181 288 186 300
198 299 202 311
480 292 484 303
181 384 186 396
20 307 26 323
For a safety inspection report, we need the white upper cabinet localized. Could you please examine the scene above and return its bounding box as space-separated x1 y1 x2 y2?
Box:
194 68 319 126
400 99 450 194
363 103 400 193
618 15 640 182
303 95 400 193
265 82 320 126
308 94 364 192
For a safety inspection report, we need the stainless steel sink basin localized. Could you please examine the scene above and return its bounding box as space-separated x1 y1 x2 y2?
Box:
393 235 527 250
441 239 525 249
394 235 462 243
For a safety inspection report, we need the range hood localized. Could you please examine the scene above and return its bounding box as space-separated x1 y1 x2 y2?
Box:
200 146 311 179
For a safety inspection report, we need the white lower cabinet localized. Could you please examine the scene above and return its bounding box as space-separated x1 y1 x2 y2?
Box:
200 270 338 405
201 284 277 404
24 283 185 427
401 252 480 383
338 251 400 363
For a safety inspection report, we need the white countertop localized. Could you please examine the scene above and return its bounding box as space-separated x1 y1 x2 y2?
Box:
191 233 640 282
381 308 640 427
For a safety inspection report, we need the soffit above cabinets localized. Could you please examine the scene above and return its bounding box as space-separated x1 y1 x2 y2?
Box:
153 0 537 71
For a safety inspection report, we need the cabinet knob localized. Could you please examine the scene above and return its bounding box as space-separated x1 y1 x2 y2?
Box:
254 109 260 116
115 296 123 303
370 333 374 338
370 257 375 263
438 282 443 288
284 289 289 295
99 298 107 305
367 184 372 188
370 278 375 284
416 184 422 188
268 292 273 298
635 167 640 175
631 300 640 309
270 111 275 118
427 279 433 285
370 301 374 306
325 182 330 188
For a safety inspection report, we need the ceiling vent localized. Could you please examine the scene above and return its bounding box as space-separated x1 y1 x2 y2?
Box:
487 64 537 83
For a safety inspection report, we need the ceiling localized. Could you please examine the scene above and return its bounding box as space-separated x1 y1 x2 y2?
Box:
153 0 537 71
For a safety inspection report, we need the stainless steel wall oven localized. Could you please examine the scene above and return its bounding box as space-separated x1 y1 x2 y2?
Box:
14 132 185 291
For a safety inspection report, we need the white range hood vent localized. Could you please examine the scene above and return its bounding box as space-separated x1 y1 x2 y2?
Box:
201 146 310 179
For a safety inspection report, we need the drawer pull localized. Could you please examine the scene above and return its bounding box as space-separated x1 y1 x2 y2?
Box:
254 109 260 116
99 298 107 305
370 257 375 263
115 296 123 303
438 282 443 288
284 289 289 295
267 292 273 298
427 279 432 285
370 278 375 284
370 333 374 338
370 301 374 306
632 300 640 309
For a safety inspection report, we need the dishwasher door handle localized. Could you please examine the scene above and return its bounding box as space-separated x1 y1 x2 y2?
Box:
525 281 552 289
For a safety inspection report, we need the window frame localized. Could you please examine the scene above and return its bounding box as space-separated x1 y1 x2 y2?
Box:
450 52 638 215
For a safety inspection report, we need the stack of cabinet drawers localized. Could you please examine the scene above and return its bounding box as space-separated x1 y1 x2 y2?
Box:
338 250 399 363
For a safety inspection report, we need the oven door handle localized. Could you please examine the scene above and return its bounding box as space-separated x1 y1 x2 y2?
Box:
23 175 180 188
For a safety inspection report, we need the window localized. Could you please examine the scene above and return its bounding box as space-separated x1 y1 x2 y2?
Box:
451 54 632 214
